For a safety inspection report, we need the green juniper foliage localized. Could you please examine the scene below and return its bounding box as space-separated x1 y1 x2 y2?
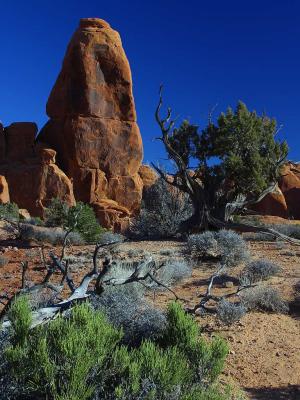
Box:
45 199 104 243
157 98 288 228
0 202 19 221
4 298 229 400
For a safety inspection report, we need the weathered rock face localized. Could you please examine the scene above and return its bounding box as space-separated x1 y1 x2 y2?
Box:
279 162 300 219
0 123 75 216
138 165 158 190
0 175 10 204
252 186 288 218
38 18 143 230
254 162 300 219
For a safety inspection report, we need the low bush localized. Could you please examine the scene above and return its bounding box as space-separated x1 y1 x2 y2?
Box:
188 230 250 267
44 197 69 227
187 231 218 258
241 259 281 284
240 286 289 313
19 224 85 245
98 231 125 245
216 300 246 326
155 259 192 288
270 223 300 240
216 230 250 267
130 178 193 239
5 300 122 400
110 302 228 399
90 284 167 345
4 297 230 400
243 232 274 242
0 203 19 222
24 216 44 226
45 199 104 243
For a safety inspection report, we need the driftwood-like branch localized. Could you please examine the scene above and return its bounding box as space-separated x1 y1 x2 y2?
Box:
2 240 182 331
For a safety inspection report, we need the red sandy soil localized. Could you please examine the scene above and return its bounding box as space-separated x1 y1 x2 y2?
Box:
0 238 299 399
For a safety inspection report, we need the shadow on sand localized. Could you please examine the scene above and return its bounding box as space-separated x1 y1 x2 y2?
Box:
246 385 300 400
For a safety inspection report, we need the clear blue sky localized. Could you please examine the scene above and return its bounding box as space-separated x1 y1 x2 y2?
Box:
1 0 299 163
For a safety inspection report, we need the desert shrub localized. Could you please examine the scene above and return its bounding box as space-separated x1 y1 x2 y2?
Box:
130 178 193 239
19 224 85 245
98 231 125 245
24 216 44 226
44 197 69 227
45 199 104 243
188 231 218 257
216 230 250 267
161 302 228 385
68 202 104 243
188 230 250 267
5 301 122 400
90 284 167 345
241 259 281 284
155 259 192 287
127 248 145 258
108 302 228 400
159 248 177 256
240 286 289 313
0 203 19 222
0 256 9 268
216 300 246 326
7 295 32 347
270 224 300 240
243 232 273 242
3 298 230 400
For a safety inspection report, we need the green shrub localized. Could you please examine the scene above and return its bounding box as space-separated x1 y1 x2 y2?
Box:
45 199 104 243
45 198 69 227
6 301 122 400
5 299 230 400
68 202 104 243
0 202 19 221
7 295 32 347
161 302 229 386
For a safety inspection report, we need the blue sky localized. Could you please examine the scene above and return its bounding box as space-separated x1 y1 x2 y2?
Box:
0 0 299 163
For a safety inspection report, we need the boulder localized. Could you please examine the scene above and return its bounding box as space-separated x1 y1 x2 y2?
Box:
0 175 10 204
19 209 31 220
92 199 130 232
38 18 143 230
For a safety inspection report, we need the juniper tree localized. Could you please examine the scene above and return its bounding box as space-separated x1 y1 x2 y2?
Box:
153 86 288 231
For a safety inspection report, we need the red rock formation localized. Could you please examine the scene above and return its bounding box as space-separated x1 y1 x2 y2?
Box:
252 186 288 218
279 162 300 219
0 123 75 216
0 175 10 204
138 165 158 190
253 162 300 219
38 18 143 230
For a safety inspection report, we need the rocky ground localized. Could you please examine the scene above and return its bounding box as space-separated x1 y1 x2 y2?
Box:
0 236 299 400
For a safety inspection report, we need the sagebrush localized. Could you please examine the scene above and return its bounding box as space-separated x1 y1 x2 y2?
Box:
2 297 230 400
